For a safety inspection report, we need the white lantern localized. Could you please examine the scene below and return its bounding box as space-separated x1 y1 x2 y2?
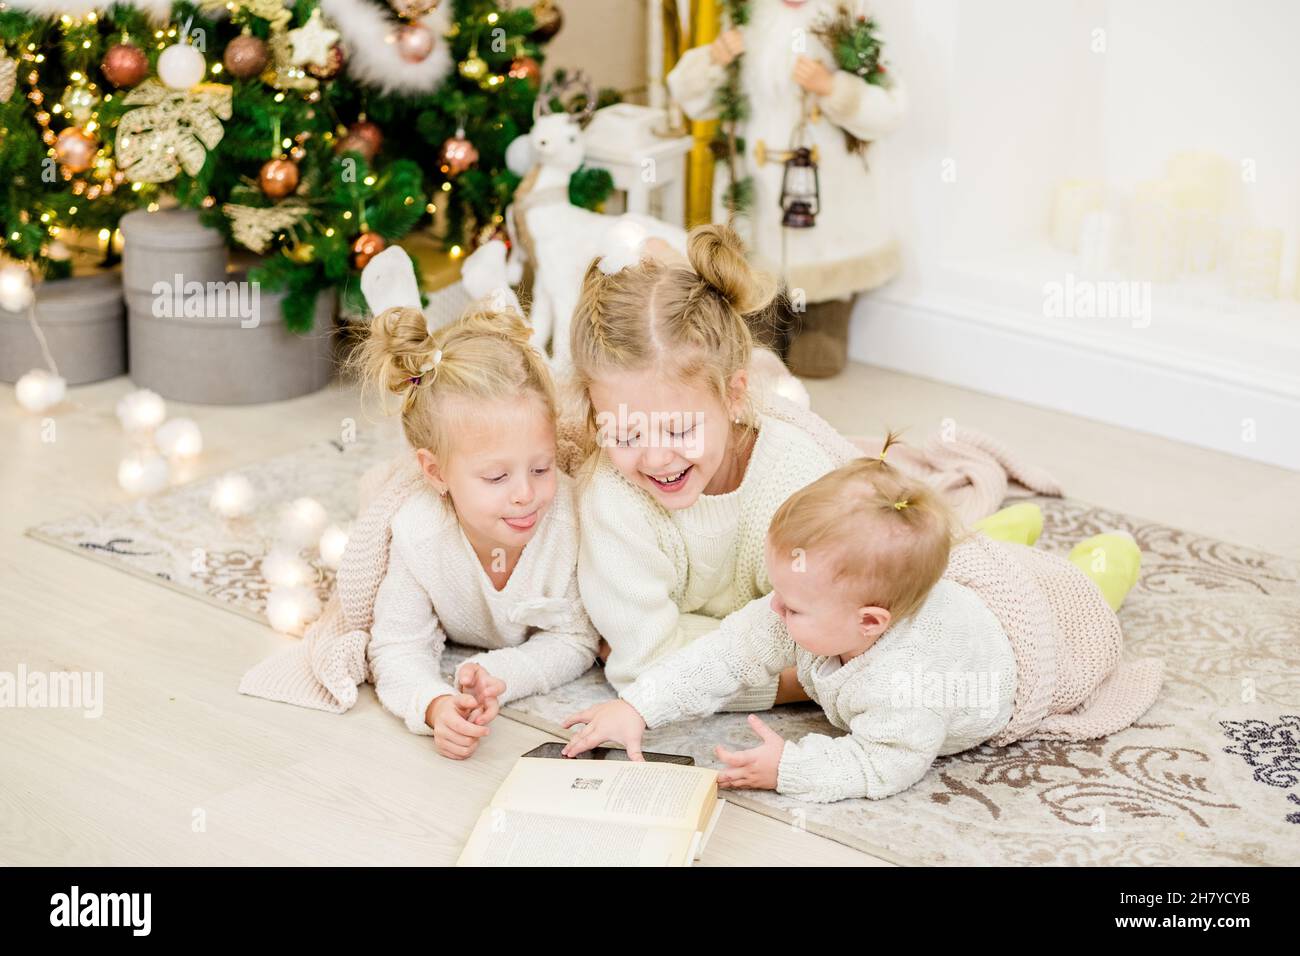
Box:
209 475 256 518
277 497 328 548
318 524 350 570
15 369 66 413
117 454 170 496
115 389 167 434
158 43 206 90
266 586 322 635
155 417 203 459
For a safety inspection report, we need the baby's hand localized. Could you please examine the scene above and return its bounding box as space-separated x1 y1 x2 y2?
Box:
561 700 647 760
426 693 491 760
457 662 505 726
715 714 785 791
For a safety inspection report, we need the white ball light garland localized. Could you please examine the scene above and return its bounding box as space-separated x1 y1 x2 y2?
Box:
155 417 203 458
15 369 67 413
278 497 329 548
117 453 170 496
266 586 322 635
115 388 168 433
209 475 256 518
318 524 350 570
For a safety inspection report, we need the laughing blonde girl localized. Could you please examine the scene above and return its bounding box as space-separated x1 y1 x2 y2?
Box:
562 224 841 724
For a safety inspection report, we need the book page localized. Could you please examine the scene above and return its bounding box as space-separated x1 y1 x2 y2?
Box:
493 757 718 830
457 808 696 867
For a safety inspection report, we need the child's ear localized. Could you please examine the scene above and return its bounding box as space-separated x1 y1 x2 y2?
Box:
857 606 892 641
416 448 448 496
727 367 750 418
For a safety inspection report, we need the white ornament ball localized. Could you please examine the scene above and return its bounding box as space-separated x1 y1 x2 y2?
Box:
115 388 167 433
265 585 322 635
0 264 35 312
158 43 207 90
117 453 170 496
209 475 256 518
261 547 314 588
318 524 350 570
504 135 534 177
277 497 329 548
155 417 203 459
15 369 66 413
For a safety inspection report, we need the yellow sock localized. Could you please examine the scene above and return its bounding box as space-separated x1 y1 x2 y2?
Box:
1068 532 1142 611
973 502 1043 547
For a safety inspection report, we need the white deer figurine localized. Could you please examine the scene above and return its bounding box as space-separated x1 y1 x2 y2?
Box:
507 73 687 368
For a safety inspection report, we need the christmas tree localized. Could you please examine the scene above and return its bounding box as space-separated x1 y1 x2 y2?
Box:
0 0 609 330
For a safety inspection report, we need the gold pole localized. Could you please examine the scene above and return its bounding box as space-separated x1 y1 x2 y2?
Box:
685 0 722 227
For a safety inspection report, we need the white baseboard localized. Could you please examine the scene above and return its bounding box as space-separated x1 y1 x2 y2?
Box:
849 292 1300 471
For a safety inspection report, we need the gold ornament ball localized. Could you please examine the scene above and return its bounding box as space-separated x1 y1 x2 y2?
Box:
223 35 269 79
259 158 300 199
55 127 99 174
284 243 316 264
351 232 387 270
458 54 488 82
396 23 436 63
531 0 564 41
389 0 440 18
439 131 479 176
101 42 149 88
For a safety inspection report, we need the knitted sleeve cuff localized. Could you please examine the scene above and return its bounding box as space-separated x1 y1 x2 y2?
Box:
775 735 845 803
457 648 539 705
620 681 679 730
718 674 780 714
407 677 458 736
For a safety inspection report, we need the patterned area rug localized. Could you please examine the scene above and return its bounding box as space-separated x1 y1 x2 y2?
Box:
29 434 1300 865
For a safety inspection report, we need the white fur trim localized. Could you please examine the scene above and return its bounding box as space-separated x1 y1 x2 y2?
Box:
596 219 649 275
319 0 452 95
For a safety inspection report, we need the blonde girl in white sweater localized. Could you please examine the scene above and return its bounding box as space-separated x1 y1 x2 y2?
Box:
355 304 600 759
563 223 844 717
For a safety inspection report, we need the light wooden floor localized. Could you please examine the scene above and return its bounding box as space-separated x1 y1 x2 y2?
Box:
2 365 1294 866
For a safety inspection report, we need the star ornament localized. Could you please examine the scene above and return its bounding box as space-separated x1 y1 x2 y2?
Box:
287 8 341 68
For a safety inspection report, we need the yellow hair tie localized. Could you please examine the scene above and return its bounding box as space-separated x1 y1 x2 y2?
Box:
893 499 910 511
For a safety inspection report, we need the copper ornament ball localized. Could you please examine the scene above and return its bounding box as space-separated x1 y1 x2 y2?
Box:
439 132 479 176
395 23 435 63
223 35 270 79
259 158 300 199
307 44 345 80
351 232 387 270
55 127 98 174
101 42 149 88
508 55 541 84
343 120 383 161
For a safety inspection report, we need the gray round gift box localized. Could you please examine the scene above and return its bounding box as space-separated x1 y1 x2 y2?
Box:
120 208 337 404
0 272 126 385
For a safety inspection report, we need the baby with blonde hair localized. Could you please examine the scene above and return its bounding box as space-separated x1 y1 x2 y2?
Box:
353 303 599 759
564 439 1145 802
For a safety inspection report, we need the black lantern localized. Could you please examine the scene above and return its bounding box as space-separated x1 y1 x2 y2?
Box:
780 146 820 229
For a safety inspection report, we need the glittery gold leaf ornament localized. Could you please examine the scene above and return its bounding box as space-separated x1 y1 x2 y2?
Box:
115 79 233 183
199 0 292 32
266 29 319 92
223 200 308 253
0 49 16 103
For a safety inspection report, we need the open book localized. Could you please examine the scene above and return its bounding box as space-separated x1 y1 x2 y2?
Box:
457 748 726 867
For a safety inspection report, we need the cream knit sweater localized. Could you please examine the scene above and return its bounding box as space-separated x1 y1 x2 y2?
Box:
370 472 600 735
621 579 1018 803
577 414 842 712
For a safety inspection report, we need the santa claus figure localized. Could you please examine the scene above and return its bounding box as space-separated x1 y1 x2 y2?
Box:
668 0 905 377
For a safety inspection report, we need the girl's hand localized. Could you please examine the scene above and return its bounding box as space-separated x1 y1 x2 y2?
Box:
457 663 505 726
715 714 785 791
710 29 745 67
561 700 648 759
426 693 491 760
793 56 835 97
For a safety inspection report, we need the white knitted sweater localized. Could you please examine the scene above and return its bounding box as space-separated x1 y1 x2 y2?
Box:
621 579 1018 803
577 414 843 713
370 473 600 735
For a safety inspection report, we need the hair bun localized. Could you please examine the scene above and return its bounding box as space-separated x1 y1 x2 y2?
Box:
686 223 776 315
